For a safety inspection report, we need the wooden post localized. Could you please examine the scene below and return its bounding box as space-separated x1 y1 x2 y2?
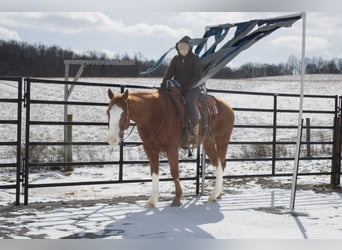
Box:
65 114 73 171
63 60 135 171
306 118 311 157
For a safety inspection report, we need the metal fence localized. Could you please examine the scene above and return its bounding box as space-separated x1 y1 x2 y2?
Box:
0 77 341 205
0 77 22 205
22 78 201 205
207 88 339 173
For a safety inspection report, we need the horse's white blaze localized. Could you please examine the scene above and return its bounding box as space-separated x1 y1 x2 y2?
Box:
149 173 159 205
107 105 123 146
209 159 224 201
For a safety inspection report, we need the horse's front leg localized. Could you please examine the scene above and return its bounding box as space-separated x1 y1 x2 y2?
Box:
166 148 182 207
143 145 160 208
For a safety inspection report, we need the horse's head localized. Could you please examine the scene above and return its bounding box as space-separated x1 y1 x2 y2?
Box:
107 89 130 146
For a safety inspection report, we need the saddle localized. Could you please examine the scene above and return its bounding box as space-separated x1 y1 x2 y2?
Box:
159 86 221 148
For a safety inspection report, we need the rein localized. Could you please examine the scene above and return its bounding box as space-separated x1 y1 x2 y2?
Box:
119 123 137 146
152 96 170 138
119 100 132 143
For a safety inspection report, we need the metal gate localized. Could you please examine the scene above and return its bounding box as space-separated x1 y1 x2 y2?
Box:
0 77 22 205
21 78 200 205
1 77 341 205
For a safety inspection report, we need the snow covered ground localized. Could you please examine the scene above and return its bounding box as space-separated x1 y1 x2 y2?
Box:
0 175 341 239
0 74 341 239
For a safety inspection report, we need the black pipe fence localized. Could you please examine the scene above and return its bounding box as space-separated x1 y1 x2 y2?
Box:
0 77 341 205
0 77 22 205
207 88 338 166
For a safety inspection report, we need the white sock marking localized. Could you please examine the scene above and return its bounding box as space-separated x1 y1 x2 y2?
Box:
149 173 159 205
209 159 224 201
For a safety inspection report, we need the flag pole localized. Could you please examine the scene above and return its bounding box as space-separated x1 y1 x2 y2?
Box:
290 12 306 212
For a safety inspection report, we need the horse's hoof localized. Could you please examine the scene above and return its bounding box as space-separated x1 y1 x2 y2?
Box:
144 202 155 208
208 196 217 202
171 200 182 207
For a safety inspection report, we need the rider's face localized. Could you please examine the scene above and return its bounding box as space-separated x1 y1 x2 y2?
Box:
179 48 189 57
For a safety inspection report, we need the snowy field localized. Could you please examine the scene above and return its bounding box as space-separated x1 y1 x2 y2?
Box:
0 74 342 239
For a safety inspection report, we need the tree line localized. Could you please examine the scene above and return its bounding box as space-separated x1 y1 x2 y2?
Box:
1 40 341 78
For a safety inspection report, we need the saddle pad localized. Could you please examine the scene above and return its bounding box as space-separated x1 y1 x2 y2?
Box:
197 95 220 116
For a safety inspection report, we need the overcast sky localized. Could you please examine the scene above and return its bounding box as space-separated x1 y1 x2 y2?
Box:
1 1 342 68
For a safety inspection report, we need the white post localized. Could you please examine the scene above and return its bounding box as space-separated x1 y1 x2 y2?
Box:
290 12 306 212
200 27 210 195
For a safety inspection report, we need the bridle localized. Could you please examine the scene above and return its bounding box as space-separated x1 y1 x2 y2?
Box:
118 100 131 140
107 98 131 143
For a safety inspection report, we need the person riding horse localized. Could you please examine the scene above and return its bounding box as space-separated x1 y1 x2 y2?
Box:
161 36 202 144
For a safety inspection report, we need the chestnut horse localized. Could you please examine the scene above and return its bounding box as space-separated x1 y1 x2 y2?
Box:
107 88 234 207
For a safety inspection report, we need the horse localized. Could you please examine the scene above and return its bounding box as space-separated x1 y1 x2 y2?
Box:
106 87 234 208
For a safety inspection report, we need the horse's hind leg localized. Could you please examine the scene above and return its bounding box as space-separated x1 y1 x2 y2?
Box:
213 136 229 200
203 136 227 201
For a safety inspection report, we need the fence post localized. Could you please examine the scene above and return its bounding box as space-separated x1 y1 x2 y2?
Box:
331 96 341 186
196 145 201 195
306 118 311 158
272 94 278 175
119 85 125 182
23 78 31 205
15 78 23 205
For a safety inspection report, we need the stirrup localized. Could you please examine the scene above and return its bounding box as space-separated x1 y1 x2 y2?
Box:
188 125 199 145
188 135 198 145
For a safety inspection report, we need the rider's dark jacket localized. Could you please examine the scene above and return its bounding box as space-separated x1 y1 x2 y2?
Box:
162 36 202 94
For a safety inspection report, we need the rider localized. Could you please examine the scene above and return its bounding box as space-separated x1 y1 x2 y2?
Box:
161 36 202 144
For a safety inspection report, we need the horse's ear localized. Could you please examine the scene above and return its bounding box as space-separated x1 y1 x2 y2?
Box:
108 89 114 100
123 89 129 100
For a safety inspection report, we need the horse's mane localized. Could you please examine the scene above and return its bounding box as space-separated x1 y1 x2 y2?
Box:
128 89 179 109
128 90 159 100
